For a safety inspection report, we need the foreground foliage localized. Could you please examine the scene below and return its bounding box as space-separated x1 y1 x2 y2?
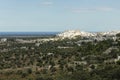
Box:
0 36 120 80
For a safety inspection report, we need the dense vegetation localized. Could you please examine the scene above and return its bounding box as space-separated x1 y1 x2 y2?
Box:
0 36 120 80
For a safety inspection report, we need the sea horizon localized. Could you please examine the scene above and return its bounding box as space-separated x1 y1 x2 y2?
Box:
0 32 60 37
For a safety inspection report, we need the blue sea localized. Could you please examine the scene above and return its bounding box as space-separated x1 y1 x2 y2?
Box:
0 32 59 37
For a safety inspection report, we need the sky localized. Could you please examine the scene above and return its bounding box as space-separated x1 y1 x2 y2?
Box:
0 0 120 32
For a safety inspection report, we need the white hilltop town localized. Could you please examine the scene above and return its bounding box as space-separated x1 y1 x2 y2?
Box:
56 30 96 39
9 30 120 43
0 30 120 43
56 30 120 39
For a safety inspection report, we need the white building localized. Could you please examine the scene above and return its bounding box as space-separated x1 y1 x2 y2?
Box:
1 38 7 42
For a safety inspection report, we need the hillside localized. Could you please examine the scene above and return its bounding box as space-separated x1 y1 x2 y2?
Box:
0 31 120 80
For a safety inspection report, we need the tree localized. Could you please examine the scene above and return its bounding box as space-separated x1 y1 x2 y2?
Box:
116 60 120 65
27 68 32 74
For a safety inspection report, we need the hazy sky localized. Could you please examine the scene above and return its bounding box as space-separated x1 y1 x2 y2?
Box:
0 0 120 32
